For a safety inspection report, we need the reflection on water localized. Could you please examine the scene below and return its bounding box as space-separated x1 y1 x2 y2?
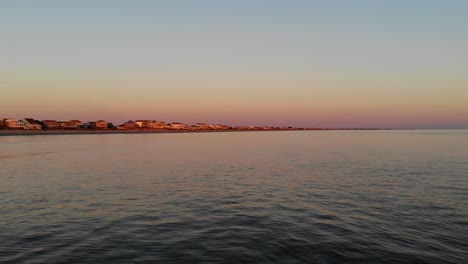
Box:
1 131 468 263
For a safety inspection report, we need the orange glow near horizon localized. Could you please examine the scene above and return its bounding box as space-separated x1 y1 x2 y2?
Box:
2 70 467 128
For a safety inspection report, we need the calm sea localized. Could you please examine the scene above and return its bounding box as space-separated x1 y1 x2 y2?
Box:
1 131 467 263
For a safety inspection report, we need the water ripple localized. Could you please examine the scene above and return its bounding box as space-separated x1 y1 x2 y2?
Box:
1 131 468 263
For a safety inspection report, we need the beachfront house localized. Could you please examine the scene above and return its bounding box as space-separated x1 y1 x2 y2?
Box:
4 118 25 129
61 121 78 129
95 120 108 129
147 121 167 129
42 120 59 129
193 123 209 130
23 118 43 130
69 120 83 126
212 124 231 130
133 120 168 129
118 120 140 129
78 122 92 129
135 120 151 128
168 122 190 130
57 120 83 129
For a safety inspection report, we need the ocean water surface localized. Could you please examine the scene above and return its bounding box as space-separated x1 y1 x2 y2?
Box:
1 130 467 263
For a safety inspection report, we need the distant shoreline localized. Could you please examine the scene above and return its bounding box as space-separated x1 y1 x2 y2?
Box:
0 128 391 136
1 128 465 137
0 129 218 136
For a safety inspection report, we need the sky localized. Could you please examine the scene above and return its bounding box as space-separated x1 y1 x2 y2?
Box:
1 0 467 128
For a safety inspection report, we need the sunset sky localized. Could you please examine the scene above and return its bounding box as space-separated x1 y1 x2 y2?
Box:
1 1 467 128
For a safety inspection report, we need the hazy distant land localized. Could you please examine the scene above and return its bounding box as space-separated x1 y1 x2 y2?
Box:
0 127 388 136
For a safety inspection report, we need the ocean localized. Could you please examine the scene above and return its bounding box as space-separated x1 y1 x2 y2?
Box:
1 130 467 263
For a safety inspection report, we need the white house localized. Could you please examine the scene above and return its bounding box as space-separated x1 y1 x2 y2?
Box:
134 120 151 128
23 118 42 130
4 119 25 129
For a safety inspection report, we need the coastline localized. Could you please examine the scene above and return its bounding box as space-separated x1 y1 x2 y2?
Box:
0 129 223 136
0 128 386 136
0 128 302 136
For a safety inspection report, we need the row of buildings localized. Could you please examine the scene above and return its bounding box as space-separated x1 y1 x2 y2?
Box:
0 118 110 130
0 118 234 131
117 120 233 130
1 117 298 131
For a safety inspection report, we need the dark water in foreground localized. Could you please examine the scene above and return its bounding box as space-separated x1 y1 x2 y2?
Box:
1 130 467 263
